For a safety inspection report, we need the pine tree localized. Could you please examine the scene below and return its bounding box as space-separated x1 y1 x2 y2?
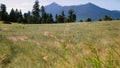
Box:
68 9 76 22
0 4 8 21
48 14 53 23
55 11 67 23
61 11 65 23
46 13 54 23
32 0 40 24
17 10 23 23
9 8 16 22
58 15 63 23
23 13 27 23
23 11 33 24
15 9 19 21
46 14 51 23
41 6 46 23
55 14 58 23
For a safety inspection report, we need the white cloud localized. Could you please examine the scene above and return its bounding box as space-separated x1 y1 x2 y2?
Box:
7 2 33 13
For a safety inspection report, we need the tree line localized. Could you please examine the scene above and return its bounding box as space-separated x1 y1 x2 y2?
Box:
0 0 118 24
79 15 113 22
0 0 76 24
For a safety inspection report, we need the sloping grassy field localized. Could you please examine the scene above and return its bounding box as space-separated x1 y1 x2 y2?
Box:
0 21 120 68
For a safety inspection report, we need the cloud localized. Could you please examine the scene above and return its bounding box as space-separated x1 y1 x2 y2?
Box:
7 2 33 13
21 2 32 6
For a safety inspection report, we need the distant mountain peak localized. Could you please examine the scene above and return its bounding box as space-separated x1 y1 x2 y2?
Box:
48 2 61 7
85 2 98 7
81 2 101 9
86 2 94 5
51 2 58 5
45 2 120 21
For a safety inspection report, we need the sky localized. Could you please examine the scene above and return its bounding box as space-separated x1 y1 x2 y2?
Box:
0 0 120 13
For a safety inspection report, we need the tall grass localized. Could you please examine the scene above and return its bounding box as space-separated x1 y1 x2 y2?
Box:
0 20 120 68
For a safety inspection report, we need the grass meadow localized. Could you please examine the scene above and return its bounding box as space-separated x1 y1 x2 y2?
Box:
0 20 120 68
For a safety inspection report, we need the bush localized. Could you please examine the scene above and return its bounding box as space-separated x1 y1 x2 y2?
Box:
99 19 102 21
104 15 112 21
79 19 83 22
86 18 92 22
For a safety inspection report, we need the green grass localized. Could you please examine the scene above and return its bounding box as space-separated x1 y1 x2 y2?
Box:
0 20 120 68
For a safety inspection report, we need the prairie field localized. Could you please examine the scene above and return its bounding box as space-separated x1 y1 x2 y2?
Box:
0 21 120 68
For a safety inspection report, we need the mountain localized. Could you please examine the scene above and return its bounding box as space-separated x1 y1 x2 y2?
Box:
45 2 120 21
45 2 62 17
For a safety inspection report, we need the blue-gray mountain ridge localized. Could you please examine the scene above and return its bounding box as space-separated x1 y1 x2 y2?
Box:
45 2 120 21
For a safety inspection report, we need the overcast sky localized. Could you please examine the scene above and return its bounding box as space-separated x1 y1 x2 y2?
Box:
1 0 120 13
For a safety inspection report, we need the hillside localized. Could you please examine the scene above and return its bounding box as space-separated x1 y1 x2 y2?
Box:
0 21 120 68
45 3 120 21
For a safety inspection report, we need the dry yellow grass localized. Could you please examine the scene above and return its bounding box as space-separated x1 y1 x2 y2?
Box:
0 20 120 68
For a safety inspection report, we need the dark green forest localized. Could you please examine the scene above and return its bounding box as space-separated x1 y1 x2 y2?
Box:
0 0 115 24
